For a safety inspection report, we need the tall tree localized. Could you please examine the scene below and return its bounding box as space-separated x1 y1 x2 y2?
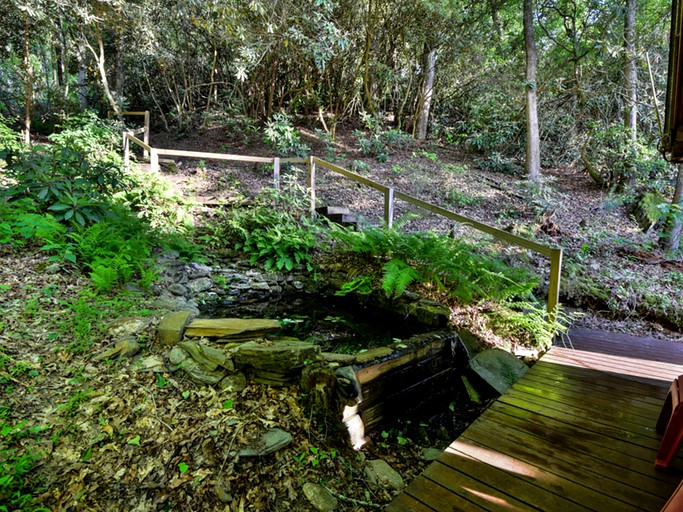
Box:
624 0 638 187
416 47 436 140
524 0 541 183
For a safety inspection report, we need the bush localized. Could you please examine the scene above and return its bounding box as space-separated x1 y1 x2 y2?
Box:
1 145 127 227
47 110 123 165
354 111 411 161
263 112 310 157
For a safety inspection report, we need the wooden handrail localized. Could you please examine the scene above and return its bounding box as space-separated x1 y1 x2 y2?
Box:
309 156 563 318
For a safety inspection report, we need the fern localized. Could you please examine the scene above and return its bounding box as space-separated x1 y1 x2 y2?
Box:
328 225 538 304
382 259 422 299
638 192 666 227
90 265 120 293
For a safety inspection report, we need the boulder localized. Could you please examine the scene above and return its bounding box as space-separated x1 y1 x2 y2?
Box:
157 311 192 346
469 348 528 394
364 459 404 492
185 318 281 340
302 482 338 512
237 428 292 457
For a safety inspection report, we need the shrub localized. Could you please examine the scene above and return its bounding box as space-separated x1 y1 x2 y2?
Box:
263 112 310 157
1 145 127 227
47 110 123 165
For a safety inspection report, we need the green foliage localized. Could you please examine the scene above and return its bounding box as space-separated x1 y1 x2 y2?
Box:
478 153 523 176
445 189 480 208
487 302 573 351
1 145 127 227
205 184 319 272
582 124 669 191
334 276 374 296
381 259 423 299
0 418 46 512
0 114 22 158
47 111 123 165
354 111 411 162
263 112 310 157
329 225 538 304
0 199 66 247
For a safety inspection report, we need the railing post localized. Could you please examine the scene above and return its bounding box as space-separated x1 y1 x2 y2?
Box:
150 148 159 173
143 111 150 159
384 187 394 228
308 156 316 217
273 157 280 205
547 248 563 322
123 132 130 172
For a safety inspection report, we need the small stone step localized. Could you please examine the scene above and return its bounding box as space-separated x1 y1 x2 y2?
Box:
315 206 358 228
326 213 358 225
316 206 351 216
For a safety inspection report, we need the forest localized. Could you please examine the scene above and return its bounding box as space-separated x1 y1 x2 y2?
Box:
0 0 682 511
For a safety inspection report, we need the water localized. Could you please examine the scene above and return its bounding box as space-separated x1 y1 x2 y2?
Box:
205 293 424 353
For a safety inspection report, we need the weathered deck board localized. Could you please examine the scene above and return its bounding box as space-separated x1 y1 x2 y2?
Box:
386 329 683 511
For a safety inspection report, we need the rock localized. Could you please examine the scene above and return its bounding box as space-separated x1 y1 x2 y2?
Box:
136 355 166 373
185 318 281 340
168 283 188 296
321 352 356 364
157 311 192 346
469 348 528 395
364 459 404 491
355 347 393 364
422 448 443 461
177 341 231 371
107 317 151 338
187 277 214 293
237 428 292 457
219 372 247 393
410 299 450 327
168 346 228 384
92 338 141 361
234 339 320 374
302 482 338 512
335 366 361 400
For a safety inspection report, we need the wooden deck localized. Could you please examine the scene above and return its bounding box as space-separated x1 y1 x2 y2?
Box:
386 328 683 511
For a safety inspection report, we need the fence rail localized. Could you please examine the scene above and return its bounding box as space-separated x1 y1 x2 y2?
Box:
121 125 562 318
309 156 563 318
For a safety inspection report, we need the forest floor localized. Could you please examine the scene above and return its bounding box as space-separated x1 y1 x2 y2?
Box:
2 122 682 512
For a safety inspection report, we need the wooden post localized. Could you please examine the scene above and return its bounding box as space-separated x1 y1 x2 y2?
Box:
123 132 130 172
273 157 280 205
150 148 159 173
143 110 150 159
384 187 394 228
308 156 316 217
547 248 563 322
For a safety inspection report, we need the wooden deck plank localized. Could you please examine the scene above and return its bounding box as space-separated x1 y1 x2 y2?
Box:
436 446 594 512
387 329 683 511
501 389 659 450
421 461 541 511
486 401 680 483
462 415 672 507
527 361 668 404
445 440 641 512
491 400 683 476
395 472 488 511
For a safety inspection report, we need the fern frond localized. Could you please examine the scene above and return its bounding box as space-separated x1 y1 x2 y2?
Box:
382 259 422 299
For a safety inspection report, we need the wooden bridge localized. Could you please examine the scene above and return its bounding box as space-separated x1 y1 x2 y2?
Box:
387 329 683 511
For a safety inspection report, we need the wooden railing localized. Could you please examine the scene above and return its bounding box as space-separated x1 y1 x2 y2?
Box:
121 111 150 160
121 126 562 318
309 156 563 318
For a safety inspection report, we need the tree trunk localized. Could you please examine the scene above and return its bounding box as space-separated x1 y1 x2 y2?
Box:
623 0 638 188
76 38 88 110
22 14 32 144
416 48 436 141
666 164 683 254
524 0 541 183
84 26 121 119
362 0 376 115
